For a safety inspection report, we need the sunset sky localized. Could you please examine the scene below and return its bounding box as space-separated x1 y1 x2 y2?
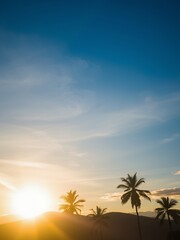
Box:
0 0 180 216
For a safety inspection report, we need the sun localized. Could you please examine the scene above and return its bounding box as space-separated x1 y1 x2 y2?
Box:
12 185 51 219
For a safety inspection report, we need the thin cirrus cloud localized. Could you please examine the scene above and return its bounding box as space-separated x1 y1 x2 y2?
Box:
1 34 180 165
0 159 84 191
1 34 180 133
0 33 97 125
0 35 93 88
0 178 16 192
1 94 180 158
0 159 49 169
1 35 180 182
48 94 180 143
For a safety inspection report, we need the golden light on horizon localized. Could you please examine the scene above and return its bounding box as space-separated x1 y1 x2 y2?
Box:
12 185 51 219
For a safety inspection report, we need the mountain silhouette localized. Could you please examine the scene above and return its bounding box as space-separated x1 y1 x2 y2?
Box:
0 211 179 240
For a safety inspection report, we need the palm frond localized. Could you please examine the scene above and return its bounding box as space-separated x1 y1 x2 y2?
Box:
117 173 150 211
155 207 164 212
59 190 85 214
138 190 151 201
89 206 108 217
155 210 164 219
168 209 180 224
156 198 166 207
160 213 166 225
137 189 150 194
127 174 135 187
117 184 129 189
169 199 178 208
132 173 137 185
155 196 179 226
131 191 141 208
75 199 86 204
121 191 131 205
59 204 68 210
135 178 145 187
101 208 107 214
121 177 131 187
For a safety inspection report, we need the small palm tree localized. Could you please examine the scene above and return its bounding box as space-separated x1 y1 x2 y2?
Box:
59 190 85 214
88 206 109 240
117 173 151 240
155 197 180 233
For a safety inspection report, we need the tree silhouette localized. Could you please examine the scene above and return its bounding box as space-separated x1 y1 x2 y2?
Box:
117 173 151 240
59 190 85 214
88 206 109 240
155 197 180 234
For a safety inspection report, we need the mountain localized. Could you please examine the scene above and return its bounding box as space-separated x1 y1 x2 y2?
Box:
0 214 22 224
0 211 179 240
137 211 156 218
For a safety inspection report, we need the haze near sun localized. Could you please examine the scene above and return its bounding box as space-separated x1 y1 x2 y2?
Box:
12 185 51 219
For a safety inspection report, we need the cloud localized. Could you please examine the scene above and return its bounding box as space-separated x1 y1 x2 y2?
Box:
174 171 180 175
0 159 49 169
161 133 180 144
151 187 180 199
101 192 121 202
1 32 180 144
0 178 16 191
101 187 180 202
0 32 98 124
0 123 63 160
75 176 119 183
50 94 180 142
12 103 84 121
0 159 84 191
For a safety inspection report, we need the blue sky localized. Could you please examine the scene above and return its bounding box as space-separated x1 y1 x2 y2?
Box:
0 0 180 215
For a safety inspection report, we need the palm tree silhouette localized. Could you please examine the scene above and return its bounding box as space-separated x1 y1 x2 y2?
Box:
88 206 109 240
117 173 151 240
59 190 85 214
155 197 180 234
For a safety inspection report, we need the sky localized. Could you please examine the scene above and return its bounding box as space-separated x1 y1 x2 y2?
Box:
0 0 180 216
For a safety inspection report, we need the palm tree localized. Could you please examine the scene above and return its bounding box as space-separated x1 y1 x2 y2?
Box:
59 190 85 214
155 197 180 233
88 206 109 240
117 173 151 240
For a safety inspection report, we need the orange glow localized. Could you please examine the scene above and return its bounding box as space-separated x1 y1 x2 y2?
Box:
12 185 51 219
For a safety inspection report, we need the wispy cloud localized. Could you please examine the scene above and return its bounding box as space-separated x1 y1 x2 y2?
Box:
0 178 16 191
161 133 180 144
174 171 180 175
0 160 83 192
0 159 49 169
1 33 180 144
50 94 180 142
0 33 97 124
100 192 121 202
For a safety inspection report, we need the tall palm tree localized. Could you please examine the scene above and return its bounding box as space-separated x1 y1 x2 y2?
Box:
88 206 109 240
155 197 180 233
59 190 85 214
117 173 151 240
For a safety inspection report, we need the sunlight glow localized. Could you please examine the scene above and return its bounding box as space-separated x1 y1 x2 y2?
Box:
12 185 51 219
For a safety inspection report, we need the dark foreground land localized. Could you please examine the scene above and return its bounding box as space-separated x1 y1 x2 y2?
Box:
0 212 179 240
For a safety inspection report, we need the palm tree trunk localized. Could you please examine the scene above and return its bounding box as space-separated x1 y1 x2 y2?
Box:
135 205 142 240
167 214 172 231
167 214 173 240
